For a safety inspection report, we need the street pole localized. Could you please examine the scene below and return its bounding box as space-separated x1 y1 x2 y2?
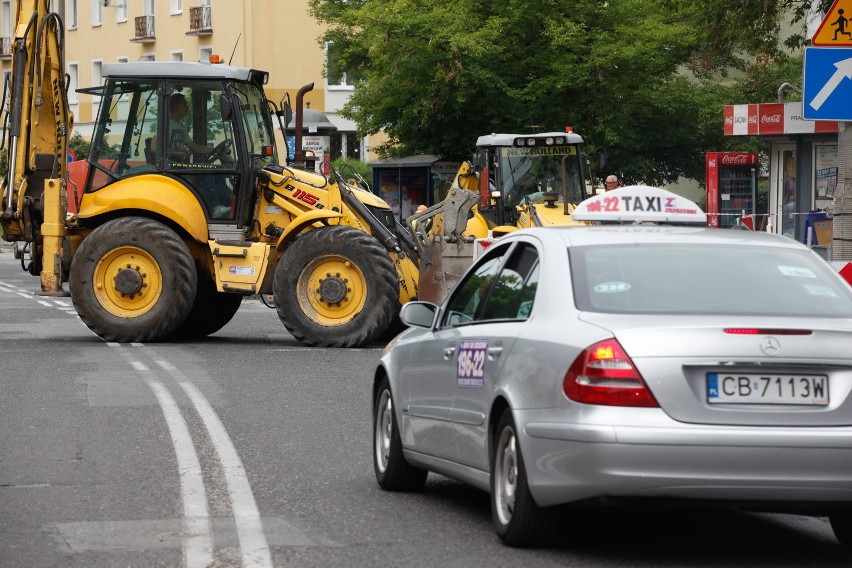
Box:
834 122 852 259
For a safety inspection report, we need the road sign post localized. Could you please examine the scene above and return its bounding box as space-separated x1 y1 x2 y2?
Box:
805 1 852 260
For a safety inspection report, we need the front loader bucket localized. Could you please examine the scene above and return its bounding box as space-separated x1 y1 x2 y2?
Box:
417 237 475 305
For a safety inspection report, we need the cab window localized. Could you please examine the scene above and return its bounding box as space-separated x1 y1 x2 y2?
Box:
165 83 238 220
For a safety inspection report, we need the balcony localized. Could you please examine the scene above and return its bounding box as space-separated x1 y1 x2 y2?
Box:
187 6 212 36
0 36 11 59
131 15 155 43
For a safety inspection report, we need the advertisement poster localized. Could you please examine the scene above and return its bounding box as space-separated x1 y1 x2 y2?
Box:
815 145 838 199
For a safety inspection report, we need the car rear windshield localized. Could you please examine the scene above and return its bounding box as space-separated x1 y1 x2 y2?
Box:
570 244 852 317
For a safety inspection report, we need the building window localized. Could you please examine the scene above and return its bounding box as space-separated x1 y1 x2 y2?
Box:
67 62 78 103
170 0 182 14
171 51 183 62
66 0 77 29
199 46 212 64
90 60 103 114
1 1 10 39
139 53 155 62
91 0 102 26
116 0 128 22
326 42 359 88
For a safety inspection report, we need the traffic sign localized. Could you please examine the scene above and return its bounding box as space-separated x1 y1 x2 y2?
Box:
812 0 852 46
803 47 852 120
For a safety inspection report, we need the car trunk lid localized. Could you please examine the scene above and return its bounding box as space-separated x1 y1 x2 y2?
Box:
578 313 852 426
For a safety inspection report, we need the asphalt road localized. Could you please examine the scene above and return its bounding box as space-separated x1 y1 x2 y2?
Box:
1 243 851 567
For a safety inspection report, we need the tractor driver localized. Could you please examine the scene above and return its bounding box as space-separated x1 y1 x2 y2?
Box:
168 93 216 162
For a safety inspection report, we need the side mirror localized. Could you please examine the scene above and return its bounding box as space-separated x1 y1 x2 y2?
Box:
400 301 438 329
220 96 233 121
277 102 293 128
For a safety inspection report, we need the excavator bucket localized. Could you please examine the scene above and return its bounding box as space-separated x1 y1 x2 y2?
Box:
417 237 476 305
406 186 480 305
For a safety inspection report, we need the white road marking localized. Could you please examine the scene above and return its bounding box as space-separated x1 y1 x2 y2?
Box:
53 300 71 307
15 291 30 298
37 300 52 307
155 357 273 568
109 343 214 568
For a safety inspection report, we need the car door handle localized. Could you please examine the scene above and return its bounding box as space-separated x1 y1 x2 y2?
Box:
443 347 455 360
487 346 503 359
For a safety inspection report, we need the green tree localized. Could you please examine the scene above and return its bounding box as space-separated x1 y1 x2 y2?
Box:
68 132 91 160
310 0 821 186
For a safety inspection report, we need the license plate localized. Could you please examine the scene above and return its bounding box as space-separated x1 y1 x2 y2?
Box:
707 373 828 405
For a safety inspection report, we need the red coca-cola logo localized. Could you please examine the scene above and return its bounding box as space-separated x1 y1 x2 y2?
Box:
724 116 733 125
748 115 758 124
761 114 781 123
721 155 750 165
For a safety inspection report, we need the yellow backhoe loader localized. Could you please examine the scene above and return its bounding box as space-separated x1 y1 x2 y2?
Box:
0 1 420 347
409 131 591 303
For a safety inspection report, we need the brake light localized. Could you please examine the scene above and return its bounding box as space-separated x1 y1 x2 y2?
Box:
563 338 658 407
724 328 812 335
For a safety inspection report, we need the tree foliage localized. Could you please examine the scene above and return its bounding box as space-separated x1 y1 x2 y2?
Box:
310 0 824 185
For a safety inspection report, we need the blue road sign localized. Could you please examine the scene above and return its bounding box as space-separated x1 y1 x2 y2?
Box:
803 47 852 120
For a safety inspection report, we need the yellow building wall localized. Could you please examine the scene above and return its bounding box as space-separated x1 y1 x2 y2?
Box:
0 1 379 160
0 1 330 123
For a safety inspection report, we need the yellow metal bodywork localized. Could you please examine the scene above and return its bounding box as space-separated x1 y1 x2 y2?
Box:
210 241 276 295
516 201 587 228
0 1 72 295
76 175 210 243
252 166 420 305
39 179 68 295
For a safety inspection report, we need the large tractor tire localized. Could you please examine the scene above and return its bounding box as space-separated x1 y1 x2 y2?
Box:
69 217 197 343
169 273 242 340
273 225 399 347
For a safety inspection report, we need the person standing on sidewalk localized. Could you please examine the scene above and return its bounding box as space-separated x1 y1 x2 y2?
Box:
605 175 619 191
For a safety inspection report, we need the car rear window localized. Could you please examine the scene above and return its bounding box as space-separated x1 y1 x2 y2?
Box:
570 244 852 317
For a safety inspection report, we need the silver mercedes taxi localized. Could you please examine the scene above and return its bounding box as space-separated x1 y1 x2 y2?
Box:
372 186 852 547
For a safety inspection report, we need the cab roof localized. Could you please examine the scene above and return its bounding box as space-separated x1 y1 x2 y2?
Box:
102 61 263 82
476 131 584 147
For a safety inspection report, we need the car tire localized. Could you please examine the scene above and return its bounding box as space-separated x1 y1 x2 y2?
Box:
830 511 852 549
491 409 550 547
69 217 196 342
373 377 427 491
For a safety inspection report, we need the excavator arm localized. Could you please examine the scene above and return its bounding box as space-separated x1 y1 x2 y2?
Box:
0 0 71 294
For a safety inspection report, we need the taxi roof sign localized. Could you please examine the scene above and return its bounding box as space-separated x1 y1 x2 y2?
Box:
571 185 707 224
812 0 852 46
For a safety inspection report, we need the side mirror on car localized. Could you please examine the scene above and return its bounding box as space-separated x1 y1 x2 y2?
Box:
400 301 438 329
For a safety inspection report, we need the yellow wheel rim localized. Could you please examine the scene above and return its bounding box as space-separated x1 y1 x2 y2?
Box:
92 245 163 318
296 254 367 326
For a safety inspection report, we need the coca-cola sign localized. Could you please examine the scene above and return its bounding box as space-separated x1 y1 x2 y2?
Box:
757 103 784 135
720 154 752 165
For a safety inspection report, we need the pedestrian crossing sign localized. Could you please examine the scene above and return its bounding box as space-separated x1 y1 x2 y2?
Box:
812 0 852 46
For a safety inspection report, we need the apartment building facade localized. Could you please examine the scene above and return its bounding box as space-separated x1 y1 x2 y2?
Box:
0 0 369 162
